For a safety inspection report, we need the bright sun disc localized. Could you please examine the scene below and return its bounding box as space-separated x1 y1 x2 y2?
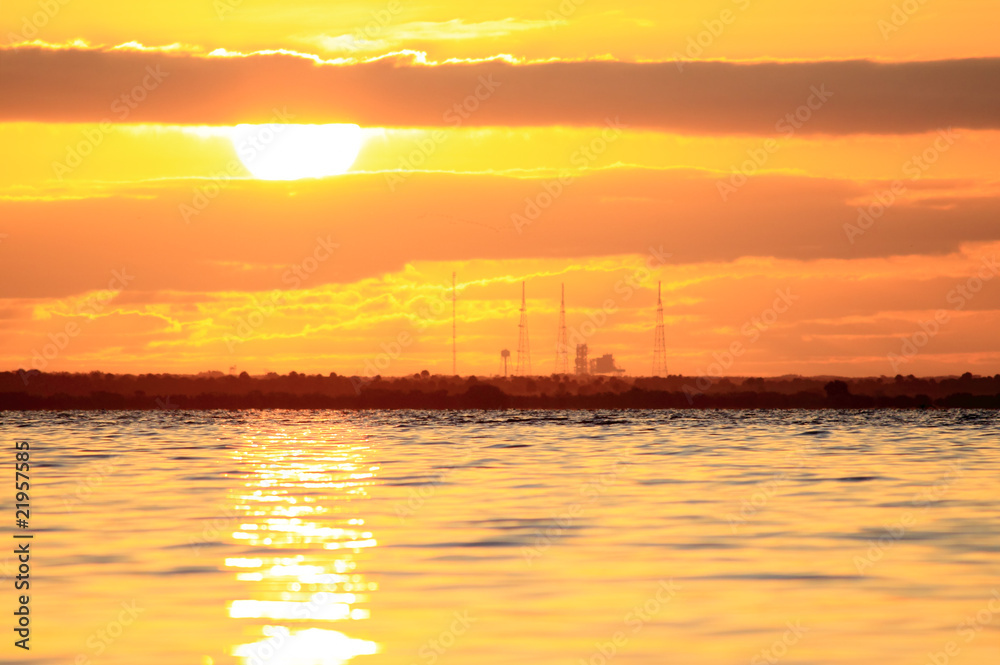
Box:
231 123 363 180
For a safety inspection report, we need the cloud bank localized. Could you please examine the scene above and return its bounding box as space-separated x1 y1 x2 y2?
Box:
2 46 999 133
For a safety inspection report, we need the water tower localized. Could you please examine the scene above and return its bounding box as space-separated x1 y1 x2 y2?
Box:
500 349 511 378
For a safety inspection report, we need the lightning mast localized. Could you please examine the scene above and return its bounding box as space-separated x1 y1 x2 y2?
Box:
652 280 668 376
516 281 532 376
452 271 457 376
555 283 569 374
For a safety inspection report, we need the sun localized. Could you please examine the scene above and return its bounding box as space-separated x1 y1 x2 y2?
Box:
231 123 363 180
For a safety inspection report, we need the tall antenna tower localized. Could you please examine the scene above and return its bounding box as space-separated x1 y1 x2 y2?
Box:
555 283 569 374
452 271 457 376
516 281 532 376
652 280 668 376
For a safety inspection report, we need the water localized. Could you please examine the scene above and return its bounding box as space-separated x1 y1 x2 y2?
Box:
2 410 998 665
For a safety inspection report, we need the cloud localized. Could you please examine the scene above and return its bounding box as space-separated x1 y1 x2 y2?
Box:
2 45 999 133
3 247 999 377
302 18 560 54
1 168 998 299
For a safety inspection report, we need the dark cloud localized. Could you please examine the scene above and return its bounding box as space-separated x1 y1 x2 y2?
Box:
1 46 999 133
1 169 998 298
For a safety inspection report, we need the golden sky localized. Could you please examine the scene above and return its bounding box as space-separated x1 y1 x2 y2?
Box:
1 1 999 377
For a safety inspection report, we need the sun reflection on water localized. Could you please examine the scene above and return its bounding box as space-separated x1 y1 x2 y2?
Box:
226 428 380 664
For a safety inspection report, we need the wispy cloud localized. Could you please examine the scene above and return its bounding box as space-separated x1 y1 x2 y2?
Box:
302 18 560 54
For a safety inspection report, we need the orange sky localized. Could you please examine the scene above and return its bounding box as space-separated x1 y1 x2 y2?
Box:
1 1 999 377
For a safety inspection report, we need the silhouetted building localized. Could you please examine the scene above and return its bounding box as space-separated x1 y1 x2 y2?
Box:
575 344 589 375
589 353 625 376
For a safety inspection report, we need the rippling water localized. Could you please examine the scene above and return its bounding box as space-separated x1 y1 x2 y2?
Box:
2 410 999 664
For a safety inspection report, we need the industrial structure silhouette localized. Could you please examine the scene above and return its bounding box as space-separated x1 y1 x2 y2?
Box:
555 283 569 375
495 280 666 377
653 281 668 377
516 281 531 376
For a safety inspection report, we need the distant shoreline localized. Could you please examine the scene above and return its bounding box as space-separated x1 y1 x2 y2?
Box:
2 371 998 411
